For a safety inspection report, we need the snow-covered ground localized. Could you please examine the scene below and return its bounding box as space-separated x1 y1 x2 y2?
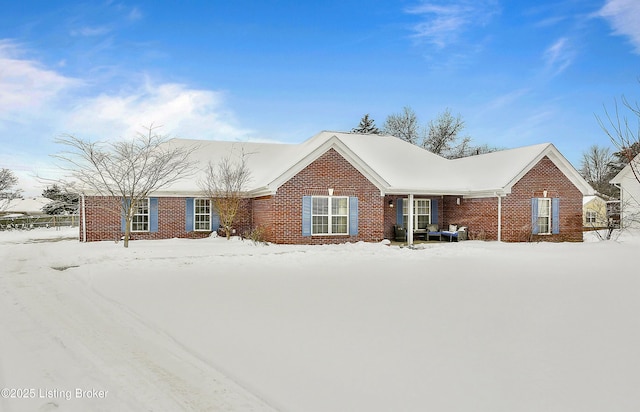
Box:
1 228 639 412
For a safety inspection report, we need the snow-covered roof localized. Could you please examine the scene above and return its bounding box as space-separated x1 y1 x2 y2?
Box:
1 197 51 214
610 153 640 185
155 131 594 197
583 195 606 206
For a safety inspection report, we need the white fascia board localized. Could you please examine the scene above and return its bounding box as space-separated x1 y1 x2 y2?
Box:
266 136 390 195
247 186 277 197
384 187 506 197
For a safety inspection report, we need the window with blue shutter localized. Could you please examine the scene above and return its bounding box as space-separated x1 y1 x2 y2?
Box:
349 196 358 236
531 198 539 234
302 196 312 236
185 198 194 232
212 209 221 231
121 198 130 232
396 198 404 227
532 197 557 235
303 196 353 236
149 198 158 233
430 199 438 225
552 198 560 234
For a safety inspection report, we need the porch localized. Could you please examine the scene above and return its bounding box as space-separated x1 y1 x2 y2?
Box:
383 193 502 245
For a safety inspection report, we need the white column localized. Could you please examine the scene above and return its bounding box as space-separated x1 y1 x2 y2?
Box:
407 193 414 245
497 194 502 242
81 194 87 243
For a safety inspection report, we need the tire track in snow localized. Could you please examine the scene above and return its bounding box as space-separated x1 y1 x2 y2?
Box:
1 243 279 412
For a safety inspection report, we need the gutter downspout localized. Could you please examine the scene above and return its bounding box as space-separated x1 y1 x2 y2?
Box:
81 194 86 243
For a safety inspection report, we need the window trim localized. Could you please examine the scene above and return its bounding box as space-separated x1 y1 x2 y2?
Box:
131 198 150 232
402 198 431 230
311 196 349 236
536 197 552 235
585 210 597 224
194 198 212 232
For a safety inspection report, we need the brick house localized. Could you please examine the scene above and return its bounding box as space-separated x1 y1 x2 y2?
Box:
79 131 594 244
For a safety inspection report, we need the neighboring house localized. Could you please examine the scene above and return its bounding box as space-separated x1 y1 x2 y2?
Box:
610 153 640 228
0 197 50 216
582 195 608 229
79 131 594 244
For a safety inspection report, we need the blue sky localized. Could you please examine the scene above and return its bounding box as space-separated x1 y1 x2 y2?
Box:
1 0 640 196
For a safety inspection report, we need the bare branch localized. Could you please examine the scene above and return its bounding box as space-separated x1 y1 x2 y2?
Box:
52 125 198 247
199 149 252 239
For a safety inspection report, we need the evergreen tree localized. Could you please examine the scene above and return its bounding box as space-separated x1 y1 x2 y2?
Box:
42 184 79 215
352 114 380 134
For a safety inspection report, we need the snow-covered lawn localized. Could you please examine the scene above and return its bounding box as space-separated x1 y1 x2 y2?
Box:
1 228 639 411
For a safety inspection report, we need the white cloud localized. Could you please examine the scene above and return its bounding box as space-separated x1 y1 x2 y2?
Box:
405 1 499 48
483 88 532 113
0 40 78 112
64 81 253 141
598 0 640 53
543 37 574 76
70 26 111 37
0 40 255 195
127 7 143 22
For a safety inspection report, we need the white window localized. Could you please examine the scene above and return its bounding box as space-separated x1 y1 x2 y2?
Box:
537 198 551 234
131 198 149 232
194 198 211 231
403 199 431 230
586 210 597 224
312 196 348 235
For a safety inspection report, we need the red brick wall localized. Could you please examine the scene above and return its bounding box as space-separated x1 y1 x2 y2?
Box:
443 196 498 240
443 156 583 242
81 149 385 244
265 148 384 244
80 196 122 242
80 196 250 242
251 196 274 239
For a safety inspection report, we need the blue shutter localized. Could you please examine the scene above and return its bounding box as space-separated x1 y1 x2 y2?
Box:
396 198 404 227
430 198 438 225
531 198 539 234
302 196 312 237
211 207 221 231
121 198 131 232
349 197 358 236
185 198 194 232
149 198 158 232
552 198 560 234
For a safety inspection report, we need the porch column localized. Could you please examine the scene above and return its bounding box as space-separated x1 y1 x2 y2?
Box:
407 193 414 245
497 194 502 242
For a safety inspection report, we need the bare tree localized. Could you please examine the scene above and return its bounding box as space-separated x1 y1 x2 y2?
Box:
200 151 252 239
597 95 640 185
53 124 197 247
0 168 22 211
383 106 424 145
579 145 616 197
352 114 380 134
424 108 470 158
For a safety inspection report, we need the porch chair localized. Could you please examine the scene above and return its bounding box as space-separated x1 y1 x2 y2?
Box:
426 224 441 241
394 225 407 242
441 224 468 242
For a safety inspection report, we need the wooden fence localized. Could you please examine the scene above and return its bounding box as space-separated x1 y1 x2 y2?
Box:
0 214 79 230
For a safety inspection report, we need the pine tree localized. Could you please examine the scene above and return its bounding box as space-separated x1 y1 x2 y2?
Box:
352 114 380 134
